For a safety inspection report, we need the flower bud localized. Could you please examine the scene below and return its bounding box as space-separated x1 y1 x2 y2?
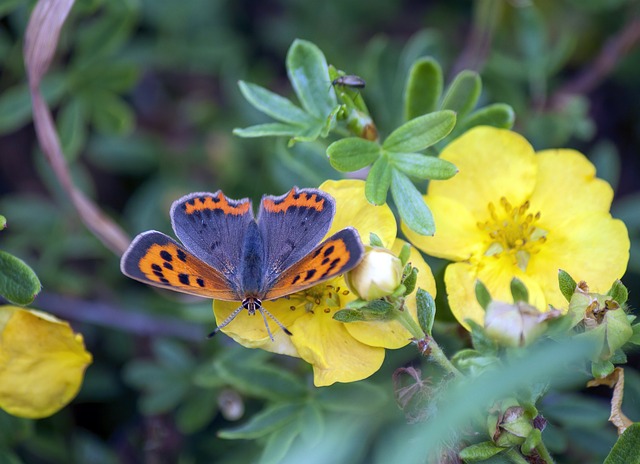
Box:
568 285 633 360
487 399 536 448
345 247 403 301
484 301 560 347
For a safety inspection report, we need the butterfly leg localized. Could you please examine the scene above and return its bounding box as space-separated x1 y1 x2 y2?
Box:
257 307 293 341
208 303 245 338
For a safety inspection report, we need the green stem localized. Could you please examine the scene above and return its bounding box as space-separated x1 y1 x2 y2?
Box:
428 338 464 378
504 448 529 464
535 440 555 464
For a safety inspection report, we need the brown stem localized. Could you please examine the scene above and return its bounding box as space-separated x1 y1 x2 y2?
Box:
33 292 207 341
24 0 130 256
550 15 640 109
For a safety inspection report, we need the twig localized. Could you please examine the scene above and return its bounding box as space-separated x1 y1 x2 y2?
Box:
32 292 207 342
24 0 130 256
549 15 640 109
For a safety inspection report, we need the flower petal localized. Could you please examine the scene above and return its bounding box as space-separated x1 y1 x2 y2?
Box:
346 239 437 348
320 179 396 247
0 306 92 418
402 195 486 261
530 149 614 228
213 300 300 357
446 260 547 328
429 127 538 220
289 309 385 386
528 211 630 309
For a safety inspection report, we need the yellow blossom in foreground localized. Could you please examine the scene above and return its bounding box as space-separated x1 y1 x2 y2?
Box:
214 180 436 386
0 306 92 418
403 126 629 328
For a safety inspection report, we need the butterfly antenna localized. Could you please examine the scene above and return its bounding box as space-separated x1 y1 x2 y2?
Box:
208 304 244 338
260 307 293 337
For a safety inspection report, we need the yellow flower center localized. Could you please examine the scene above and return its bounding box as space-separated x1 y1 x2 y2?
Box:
287 283 352 315
477 197 547 271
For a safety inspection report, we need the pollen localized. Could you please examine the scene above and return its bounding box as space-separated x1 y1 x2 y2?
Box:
477 197 547 271
287 282 351 314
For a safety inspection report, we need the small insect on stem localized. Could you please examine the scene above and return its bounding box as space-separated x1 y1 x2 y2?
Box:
330 75 366 91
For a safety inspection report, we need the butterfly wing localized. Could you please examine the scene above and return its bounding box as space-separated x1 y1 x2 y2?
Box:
257 187 335 290
121 231 240 300
170 191 254 287
263 227 364 300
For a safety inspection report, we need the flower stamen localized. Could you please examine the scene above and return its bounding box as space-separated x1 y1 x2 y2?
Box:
478 197 547 271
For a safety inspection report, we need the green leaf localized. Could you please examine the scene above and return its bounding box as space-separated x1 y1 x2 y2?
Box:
175 388 219 434
458 441 504 461
404 57 443 120
510 277 529 303
475 280 491 309
369 233 384 247
0 215 6 230
383 110 456 153
389 152 457 180
0 73 67 135
238 81 312 124
260 419 301 464
286 39 335 118
390 169 434 236
215 360 307 401
591 360 615 379
0 250 41 305
233 123 301 138
441 70 481 118
365 154 392 205
398 243 411 266
218 403 301 440
416 288 436 336
521 428 542 455
456 103 515 134
153 339 195 371
58 99 87 162
558 269 577 302
607 280 628 306
362 300 394 313
90 92 134 135
467 320 498 354
604 423 640 464
327 138 381 172
317 382 387 413
299 402 324 446
333 309 365 322
402 267 418 296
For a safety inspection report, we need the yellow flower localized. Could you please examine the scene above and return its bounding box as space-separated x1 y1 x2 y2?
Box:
214 180 436 386
0 306 92 418
404 127 630 328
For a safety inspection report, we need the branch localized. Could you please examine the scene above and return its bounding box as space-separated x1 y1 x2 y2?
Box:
24 0 130 256
32 292 207 342
550 15 640 109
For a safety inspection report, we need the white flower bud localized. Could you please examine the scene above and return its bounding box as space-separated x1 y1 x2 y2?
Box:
484 301 560 347
345 247 403 301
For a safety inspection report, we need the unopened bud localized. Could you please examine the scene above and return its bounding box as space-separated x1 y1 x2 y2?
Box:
345 247 403 301
485 301 560 347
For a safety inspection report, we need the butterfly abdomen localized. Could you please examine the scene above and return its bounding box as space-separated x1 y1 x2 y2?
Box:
239 220 266 296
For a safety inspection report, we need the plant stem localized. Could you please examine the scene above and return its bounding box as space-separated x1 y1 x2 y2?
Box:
505 448 529 464
428 338 464 378
535 440 555 464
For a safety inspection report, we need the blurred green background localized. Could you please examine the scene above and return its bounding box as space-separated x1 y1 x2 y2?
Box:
1 0 640 462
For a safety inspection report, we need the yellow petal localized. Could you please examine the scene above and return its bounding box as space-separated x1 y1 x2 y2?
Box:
346 239 437 348
429 127 538 221
319 179 396 247
213 300 300 357
0 306 92 419
289 308 385 387
530 149 614 228
527 212 630 310
445 260 547 329
402 195 486 261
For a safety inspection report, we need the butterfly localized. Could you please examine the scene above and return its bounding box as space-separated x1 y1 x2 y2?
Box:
120 187 365 340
